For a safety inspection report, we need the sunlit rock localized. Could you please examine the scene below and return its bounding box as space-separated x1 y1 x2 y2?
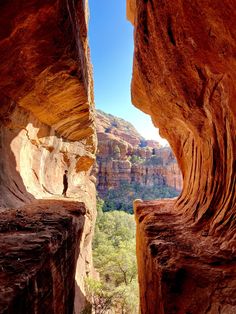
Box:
0 1 96 312
95 110 182 193
128 0 236 313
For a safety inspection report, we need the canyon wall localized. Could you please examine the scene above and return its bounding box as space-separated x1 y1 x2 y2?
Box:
96 110 182 193
0 0 96 207
128 0 236 313
0 201 89 314
0 1 96 312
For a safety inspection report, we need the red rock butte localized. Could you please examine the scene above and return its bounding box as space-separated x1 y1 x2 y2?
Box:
127 0 236 313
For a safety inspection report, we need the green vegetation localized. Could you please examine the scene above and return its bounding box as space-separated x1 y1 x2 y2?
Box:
84 199 138 314
101 181 179 213
129 155 145 164
129 154 163 166
113 145 121 158
144 155 163 166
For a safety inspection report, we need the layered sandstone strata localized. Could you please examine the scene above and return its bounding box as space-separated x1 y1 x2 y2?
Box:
0 1 96 312
96 110 182 192
128 0 236 313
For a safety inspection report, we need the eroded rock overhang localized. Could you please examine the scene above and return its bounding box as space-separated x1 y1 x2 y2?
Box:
0 0 97 207
128 0 236 313
128 0 235 238
0 1 97 313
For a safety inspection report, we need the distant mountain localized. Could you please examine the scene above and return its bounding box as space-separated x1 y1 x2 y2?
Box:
94 110 183 212
96 109 162 148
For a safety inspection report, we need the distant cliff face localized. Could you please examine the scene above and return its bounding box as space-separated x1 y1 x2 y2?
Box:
95 110 183 194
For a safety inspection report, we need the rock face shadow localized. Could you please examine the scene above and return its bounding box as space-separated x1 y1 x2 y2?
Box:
0 95 35 208
0 200 87 314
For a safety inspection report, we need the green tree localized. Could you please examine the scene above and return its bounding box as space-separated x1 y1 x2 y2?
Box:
113 145 121 159
89 203 139 314
83 278 115 314
100 182 179 214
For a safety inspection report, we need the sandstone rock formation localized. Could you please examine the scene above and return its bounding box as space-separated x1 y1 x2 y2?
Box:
0 1 96 312
0 201 88 314
96 110 182 193
128 1 236 313
96 109 142 147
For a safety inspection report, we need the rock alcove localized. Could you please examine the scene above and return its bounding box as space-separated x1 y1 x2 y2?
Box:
0 1 96 313
0 0 235 313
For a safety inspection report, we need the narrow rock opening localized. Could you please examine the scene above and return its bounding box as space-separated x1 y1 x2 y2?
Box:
167 17 176 46
87 1 183 313
1 0 235 313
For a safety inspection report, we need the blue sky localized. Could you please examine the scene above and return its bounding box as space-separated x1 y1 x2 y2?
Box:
89 0 168 145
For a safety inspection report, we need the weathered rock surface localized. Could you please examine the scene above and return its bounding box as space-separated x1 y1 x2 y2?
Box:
96 109 142 147
0 199 96 314
96 110 182 192
0 0 96 208
128 0 236 313
134 199 236 314
0 1 96 312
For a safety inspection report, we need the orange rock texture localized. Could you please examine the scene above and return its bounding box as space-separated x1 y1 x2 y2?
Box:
0 0 96 207
0 1 96 313
128 0 236 313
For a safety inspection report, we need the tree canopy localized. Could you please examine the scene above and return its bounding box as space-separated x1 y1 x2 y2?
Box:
84 199 139 314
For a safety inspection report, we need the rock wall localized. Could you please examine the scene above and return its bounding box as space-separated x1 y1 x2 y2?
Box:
0 1 96 313
0 202 87 314
0 0 96 207
128 0 236 313
96 110 182 192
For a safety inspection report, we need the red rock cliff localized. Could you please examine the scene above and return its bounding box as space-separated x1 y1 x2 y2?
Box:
96 110 182 192
0 1 96 313
128 0 236 313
